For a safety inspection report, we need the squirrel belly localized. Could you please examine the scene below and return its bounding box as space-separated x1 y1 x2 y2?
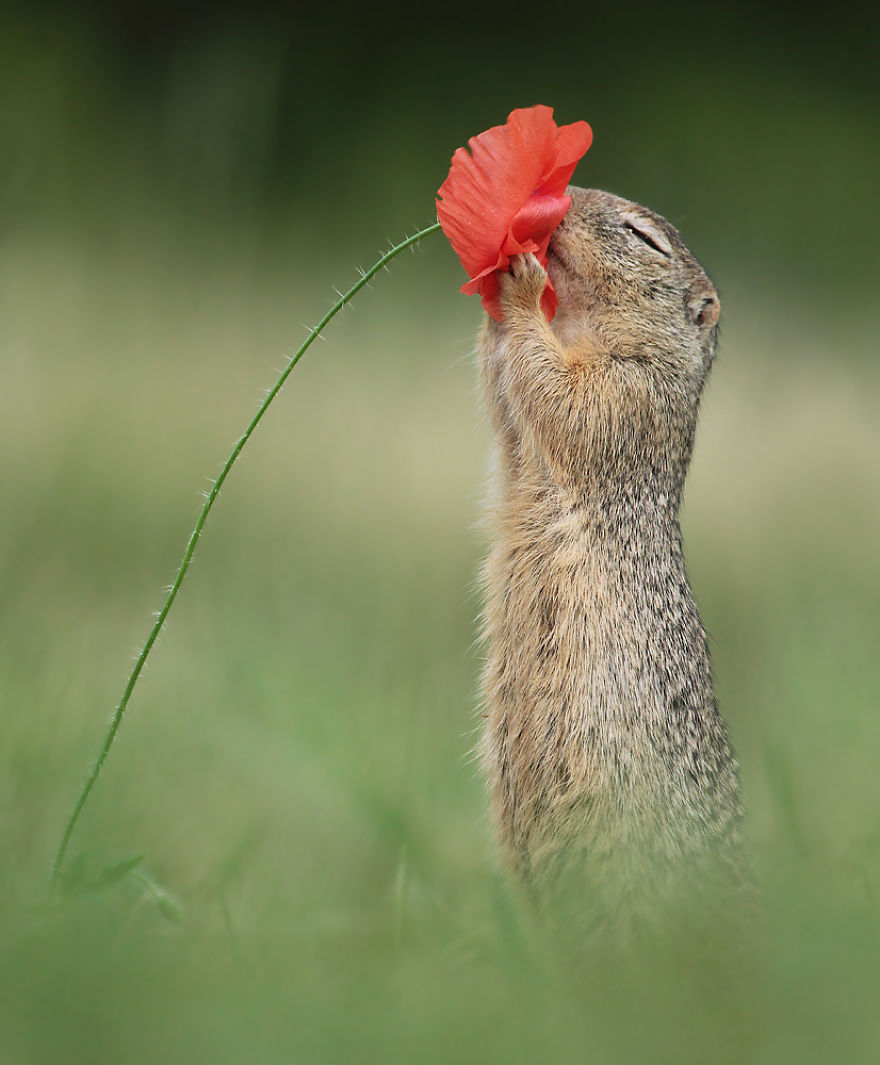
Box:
477 188 745 926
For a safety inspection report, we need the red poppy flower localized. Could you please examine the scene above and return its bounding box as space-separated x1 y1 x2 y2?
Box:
436 105 593 322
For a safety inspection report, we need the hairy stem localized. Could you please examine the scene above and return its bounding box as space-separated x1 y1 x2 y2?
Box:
50 221 442 886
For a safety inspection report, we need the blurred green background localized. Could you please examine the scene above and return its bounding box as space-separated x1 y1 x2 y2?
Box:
2 2 879 1062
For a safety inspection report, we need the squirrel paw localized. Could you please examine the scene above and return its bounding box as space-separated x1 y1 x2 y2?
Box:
498 253 548 320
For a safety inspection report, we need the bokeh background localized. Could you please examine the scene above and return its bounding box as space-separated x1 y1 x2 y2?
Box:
2 2 879 1062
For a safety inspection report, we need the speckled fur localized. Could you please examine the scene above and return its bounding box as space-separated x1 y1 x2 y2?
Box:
478 187 745 931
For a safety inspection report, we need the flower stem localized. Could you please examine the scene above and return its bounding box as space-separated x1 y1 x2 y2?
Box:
49 220 443 887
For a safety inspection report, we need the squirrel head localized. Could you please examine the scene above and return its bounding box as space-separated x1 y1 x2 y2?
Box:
548 187 720 392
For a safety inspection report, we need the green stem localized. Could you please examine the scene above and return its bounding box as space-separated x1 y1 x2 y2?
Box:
50 220 443 886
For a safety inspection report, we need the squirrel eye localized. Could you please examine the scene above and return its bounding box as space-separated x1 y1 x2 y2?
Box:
623 216 672 257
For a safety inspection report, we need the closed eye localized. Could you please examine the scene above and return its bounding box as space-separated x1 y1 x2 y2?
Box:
623 217 672 257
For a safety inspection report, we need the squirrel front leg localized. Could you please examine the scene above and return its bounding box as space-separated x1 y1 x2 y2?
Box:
490 254 597 483
479 254 578 459
493 254 643 484
479 319 522 464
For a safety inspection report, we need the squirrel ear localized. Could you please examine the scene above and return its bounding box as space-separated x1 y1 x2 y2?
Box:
688 289 720 328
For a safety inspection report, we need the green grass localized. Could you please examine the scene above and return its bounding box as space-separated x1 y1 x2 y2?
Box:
2 220 879 1064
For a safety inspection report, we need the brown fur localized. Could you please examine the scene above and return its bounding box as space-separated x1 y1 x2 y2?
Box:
477 187 746 934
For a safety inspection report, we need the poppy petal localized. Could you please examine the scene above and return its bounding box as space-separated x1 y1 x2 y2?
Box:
540 120 593 196
437 105 592 321
540 278 559 322
508 192 572 252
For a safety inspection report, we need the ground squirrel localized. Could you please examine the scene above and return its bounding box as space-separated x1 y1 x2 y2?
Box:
478 187 746 933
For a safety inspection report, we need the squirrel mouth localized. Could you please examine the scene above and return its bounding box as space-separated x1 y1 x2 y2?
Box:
547 232 570 273
546 241 568 289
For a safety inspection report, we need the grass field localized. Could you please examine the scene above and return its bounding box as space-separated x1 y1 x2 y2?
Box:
2 215 879 1063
